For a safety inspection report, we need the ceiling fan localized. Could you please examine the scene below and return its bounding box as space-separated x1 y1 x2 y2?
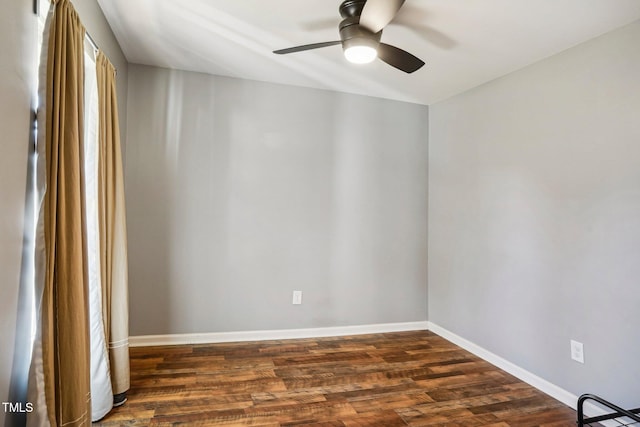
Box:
273 0 425 73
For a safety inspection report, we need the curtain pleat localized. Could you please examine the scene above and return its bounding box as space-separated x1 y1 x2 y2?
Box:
40 0 92 425
96 51 131 398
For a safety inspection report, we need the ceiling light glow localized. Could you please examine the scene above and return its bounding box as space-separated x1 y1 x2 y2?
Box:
344 45 377 64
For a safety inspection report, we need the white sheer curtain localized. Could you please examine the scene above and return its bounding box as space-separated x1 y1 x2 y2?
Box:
27 3 53 425
84 41 114 422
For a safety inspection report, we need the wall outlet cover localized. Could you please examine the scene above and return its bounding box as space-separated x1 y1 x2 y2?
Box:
570 340 584 364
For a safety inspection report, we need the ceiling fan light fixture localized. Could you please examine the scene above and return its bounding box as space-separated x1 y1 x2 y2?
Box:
343 37 378 64
344 44 377 64
273 0 425 73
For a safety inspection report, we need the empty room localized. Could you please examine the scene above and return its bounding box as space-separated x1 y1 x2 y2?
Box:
2 0 639 426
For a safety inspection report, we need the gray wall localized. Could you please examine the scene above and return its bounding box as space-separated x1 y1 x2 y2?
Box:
125 65 429 336
428 20 640 407
1 1 128 425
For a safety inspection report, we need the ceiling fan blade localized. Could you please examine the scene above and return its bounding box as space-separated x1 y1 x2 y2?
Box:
359 0 405 33
273 41 341 55
377 43 425 73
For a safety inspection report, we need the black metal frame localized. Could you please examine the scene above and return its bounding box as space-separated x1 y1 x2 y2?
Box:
577 394 640 426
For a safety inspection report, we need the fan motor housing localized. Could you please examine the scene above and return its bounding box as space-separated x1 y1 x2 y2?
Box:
339 0 366 18
339 16 382 48
338 1 382 48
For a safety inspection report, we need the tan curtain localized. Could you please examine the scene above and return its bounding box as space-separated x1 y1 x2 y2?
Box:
41 0 91 425
96 51 130 398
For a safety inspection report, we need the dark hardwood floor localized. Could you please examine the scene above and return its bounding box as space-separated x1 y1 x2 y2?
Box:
95 330 579 426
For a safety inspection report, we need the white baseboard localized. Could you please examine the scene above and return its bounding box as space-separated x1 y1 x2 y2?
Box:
129 321 429 347
426 322 576 406
426 321 624 426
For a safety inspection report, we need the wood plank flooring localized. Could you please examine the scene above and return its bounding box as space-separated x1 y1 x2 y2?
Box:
95 330 579 426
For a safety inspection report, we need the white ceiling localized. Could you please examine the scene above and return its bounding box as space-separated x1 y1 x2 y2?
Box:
98 0 640 105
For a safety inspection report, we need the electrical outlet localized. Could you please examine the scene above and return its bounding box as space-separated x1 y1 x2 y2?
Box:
570 340 584 364
292 290 302 305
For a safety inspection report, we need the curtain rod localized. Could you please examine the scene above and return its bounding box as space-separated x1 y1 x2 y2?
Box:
33 0 118 75
84 26 118 76
86 32 99 51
